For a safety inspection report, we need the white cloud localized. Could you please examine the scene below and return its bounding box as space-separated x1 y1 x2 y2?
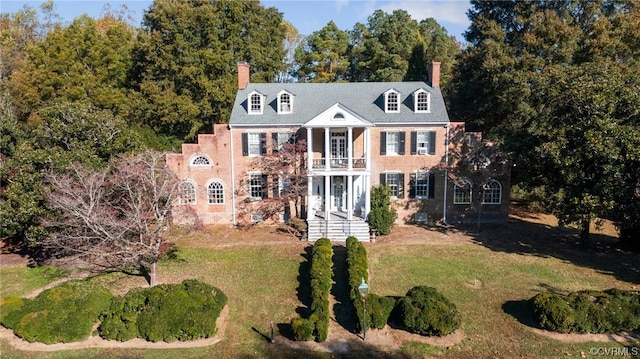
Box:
336 0 351 11
379 0 470 25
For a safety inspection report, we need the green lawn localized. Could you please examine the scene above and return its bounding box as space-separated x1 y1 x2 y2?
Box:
1 222 638 358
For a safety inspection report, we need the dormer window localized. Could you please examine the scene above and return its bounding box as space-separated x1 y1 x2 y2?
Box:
414 89 430 113
384 89 400 113
248 91 265 114
277 91 294 114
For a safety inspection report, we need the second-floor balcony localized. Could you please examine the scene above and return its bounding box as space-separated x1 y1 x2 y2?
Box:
311 157 367 170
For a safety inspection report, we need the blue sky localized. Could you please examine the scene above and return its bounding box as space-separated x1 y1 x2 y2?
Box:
2 0 471 41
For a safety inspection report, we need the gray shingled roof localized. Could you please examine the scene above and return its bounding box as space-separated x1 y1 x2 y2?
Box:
229 82 450 127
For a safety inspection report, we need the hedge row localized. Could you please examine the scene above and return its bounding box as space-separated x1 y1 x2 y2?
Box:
291 238 333 341
0 280 113 344
530 289 640 334
0 279 227 344
346 236 396 331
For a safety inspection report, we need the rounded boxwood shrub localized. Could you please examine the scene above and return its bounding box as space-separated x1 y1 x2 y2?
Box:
100 279 227 342
529 289 640 334
3 280 113 344
530 292 576 333
395 286 461 336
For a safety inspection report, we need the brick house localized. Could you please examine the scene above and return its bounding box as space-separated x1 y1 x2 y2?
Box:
166 62 510 240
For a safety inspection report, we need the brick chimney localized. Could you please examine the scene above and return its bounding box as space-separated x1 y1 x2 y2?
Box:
237 61 250 90
429 61 441 88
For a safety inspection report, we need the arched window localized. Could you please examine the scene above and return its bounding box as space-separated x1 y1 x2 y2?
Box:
190 155 211 166
414 89 430 113
454 179 472 204
385 90 400 113
178 180 196 204
249 92 264 114
482 180 502 204
207 181 224 204
279 93 291 113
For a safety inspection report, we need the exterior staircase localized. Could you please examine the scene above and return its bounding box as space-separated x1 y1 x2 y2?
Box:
307 218 371 241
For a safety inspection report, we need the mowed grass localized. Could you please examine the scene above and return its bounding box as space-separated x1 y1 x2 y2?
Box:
1 223 638 358
367 242 637 358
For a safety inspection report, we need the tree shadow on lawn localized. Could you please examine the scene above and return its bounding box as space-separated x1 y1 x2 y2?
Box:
502 299 541 330
453 217 640 285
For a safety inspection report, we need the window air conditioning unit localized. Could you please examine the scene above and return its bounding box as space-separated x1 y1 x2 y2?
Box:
417 148 428 155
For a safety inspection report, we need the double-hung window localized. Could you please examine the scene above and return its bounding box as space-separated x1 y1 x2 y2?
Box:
380 173 404 198
387 132 399 155
249 174 267 200
273 132 292 152
249 93 263 114
412 131 436 155
414 90 430 113
414 172 429 198
248 133 261 156
409 171 434 199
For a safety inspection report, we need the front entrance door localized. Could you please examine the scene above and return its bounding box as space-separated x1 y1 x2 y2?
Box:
332 176 345 211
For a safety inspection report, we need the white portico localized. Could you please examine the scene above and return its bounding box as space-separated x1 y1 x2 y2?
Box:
304 104 372 240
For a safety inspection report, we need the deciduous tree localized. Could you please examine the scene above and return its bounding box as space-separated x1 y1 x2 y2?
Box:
42 150 185 286
236 131 307 229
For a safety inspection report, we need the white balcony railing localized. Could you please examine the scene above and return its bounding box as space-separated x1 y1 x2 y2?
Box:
310 157 367 170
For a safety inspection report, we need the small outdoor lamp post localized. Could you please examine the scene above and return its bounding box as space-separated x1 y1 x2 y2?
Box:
358 277 369 341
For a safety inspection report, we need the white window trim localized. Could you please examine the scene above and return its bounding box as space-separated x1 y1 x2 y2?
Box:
414 89 431 113
178 180 197 205
277 91 294 114
206 179 225 205
384 89 401 113
384 172 400 199
386 131 400 155
414 171 430 199
482 180 502 204
453 179 472 204
248 91 265 115
247 132 262 157
248 173 264 200
190 154 212 167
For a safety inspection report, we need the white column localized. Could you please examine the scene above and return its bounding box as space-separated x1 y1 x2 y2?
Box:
365 127 371 171
347 127 353 170
307 176 313 220
306 127 313 170
324 127 330 170
364 175 371 219
347 174 353 220
324 175 331 219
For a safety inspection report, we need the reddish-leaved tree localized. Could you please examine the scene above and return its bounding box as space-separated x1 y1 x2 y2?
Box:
236 130 307 233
